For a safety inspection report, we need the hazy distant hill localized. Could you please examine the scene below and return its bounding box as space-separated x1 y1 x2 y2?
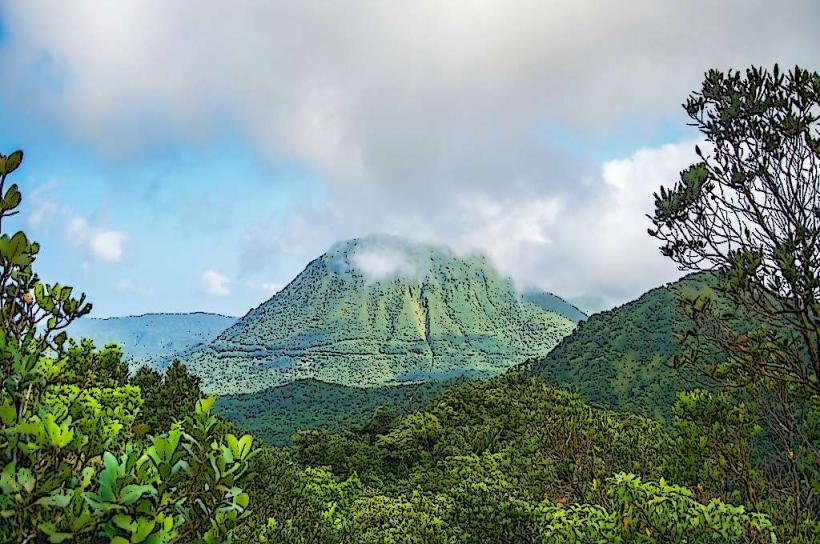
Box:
182 235 577 395
68 312 237 370
522 290 588 323
530 272 724 419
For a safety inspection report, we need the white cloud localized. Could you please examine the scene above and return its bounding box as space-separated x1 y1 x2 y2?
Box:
452 195 561 270
2 1 816 309
349 242 427 282
241 139 701 310
243 280 285 297
115 278 155 297
259 282 284 296
535 140 703 305
201 269 231 296
2 0 816 178
67 214 128 263
22 183 129 264
26 186 59 229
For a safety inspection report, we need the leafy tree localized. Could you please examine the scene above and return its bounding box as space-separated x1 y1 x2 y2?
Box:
0 150 256 543
62 339 129 389
650 65 820 529
130 361 202 431
668 389 764 507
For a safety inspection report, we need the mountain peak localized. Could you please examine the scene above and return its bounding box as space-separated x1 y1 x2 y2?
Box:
324 234 454 283
180 235 577 394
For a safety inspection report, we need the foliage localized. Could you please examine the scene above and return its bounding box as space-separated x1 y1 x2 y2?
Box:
649 65 820 526
215 378 455 446
0 150 257 543
61 340 130 389
668 389 765 507
131 360 202 431
531 272 728 418
238 373 787 543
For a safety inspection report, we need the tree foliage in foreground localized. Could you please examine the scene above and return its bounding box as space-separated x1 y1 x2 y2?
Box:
0 151 256 543
650 65 820 526
233 373 796 543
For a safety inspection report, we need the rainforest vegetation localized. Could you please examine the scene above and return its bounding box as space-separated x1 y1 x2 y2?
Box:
1 65 818 543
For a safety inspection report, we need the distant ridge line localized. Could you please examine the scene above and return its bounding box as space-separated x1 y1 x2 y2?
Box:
85 311 239 321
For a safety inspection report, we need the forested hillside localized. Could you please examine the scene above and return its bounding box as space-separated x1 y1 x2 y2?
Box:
521 290 588 323
233 372 797 542
216 378 458 446
531 272 726 418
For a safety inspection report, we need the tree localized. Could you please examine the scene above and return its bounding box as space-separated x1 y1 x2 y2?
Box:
131 361 202 431
0 150 256 543
649 65 820 530
62 339 130 389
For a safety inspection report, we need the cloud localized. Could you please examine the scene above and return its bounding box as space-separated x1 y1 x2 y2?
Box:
201 269 231 296
2 1 816 310
26 183 60 229
527 139 703 306
22 183 129 264
3 1 816 174
243 280 284 297
67 215 128 263
347 238 430 282
259 282 284 296
241 139 701 310
115 278 155 297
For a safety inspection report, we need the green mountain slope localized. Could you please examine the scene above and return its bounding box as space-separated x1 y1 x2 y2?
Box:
530 272 724 419
183 235 576 394
522 290 588 323
216 378 457 446
68 312 237 370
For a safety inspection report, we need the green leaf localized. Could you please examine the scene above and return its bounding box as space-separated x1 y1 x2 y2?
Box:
0 402 15 426
2 184 21 210
235 492 249 509
196 396 216 417
112 514 136 532
225 434 253 461
120 484 157 505
4 150 23 175
134 517 157 542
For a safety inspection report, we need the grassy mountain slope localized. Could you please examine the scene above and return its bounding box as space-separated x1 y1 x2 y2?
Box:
530 272 725 419
216 378 458 446
183 235 576 394
68 312 236 371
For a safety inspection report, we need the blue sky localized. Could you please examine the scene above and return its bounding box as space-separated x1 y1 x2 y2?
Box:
1 122 325 316
0 1 816 316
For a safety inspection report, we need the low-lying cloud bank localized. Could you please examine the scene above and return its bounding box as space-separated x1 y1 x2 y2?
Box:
243 140 700 311
2 1 817 311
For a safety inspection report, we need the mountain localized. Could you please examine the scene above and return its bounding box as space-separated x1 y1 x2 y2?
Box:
68 312 237 370
522 290 588 323
181 235 576 395
530 272 724 419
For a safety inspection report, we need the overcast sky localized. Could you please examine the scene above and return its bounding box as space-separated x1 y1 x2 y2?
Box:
1 1 817 317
